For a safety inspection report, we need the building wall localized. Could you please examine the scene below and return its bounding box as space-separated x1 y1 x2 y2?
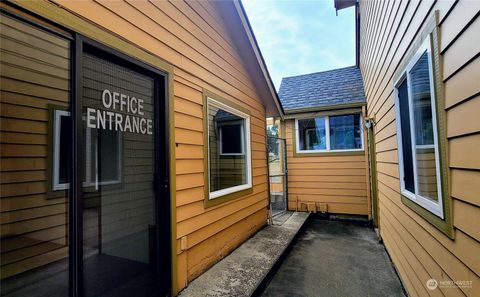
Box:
284 119 370 215
359 0 480 296
1 0 271 294
0 14 70 279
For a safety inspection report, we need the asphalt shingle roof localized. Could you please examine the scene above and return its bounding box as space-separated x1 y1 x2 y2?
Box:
278 66 366 112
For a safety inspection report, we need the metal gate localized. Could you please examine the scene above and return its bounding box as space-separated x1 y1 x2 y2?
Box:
267 136 288 216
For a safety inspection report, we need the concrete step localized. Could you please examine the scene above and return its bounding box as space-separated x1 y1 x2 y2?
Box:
178 212 310 297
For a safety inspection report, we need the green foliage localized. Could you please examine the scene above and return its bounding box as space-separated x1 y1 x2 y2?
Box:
267 125 279 156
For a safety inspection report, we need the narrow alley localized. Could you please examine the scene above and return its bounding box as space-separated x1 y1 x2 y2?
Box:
262 217 405 297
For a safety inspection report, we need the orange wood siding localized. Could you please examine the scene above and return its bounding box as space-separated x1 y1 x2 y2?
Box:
0 14 70 279
285 120 370 215
4 0 271 293
359 0 480 296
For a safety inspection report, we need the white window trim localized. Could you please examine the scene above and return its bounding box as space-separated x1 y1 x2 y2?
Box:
52 111 123 191
394 36 444 218
52 110 70 191
207 97 252 200
295 116 328 153
295 113 364 154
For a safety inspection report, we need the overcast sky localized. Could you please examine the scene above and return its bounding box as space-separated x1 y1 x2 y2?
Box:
242 0 356 90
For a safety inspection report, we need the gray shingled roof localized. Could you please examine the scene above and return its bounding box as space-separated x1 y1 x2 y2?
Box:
278 66 366 112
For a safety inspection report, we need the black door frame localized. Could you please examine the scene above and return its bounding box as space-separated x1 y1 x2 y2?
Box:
0 4 173 296
71 34 173 297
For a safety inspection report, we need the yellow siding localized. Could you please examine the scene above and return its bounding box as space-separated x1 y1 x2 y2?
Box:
285 120 370 215
360 0 480 296
3 0 271 293
0 13 70 279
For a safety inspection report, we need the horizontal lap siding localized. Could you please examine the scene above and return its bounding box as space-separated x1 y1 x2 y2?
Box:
359 0 480 296
44 0 269 291
284 120 369 215
0 14 70 279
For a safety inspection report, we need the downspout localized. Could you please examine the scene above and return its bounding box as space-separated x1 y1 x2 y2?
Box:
366 116 379 230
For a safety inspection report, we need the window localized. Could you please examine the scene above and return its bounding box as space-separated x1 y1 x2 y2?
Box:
394 38 444 218
330 114 363 150
52 112 122 191
52 109 71 191
296 113 363 153
207 97 252 200
218 119 245 155
297 117 327 151
85 123 122 188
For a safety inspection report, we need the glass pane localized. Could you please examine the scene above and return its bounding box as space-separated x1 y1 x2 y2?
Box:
85 128 122 186
329 114 362 150
82 52 157 296
397 79 415 194
59 115 71 185
409 51 439 201
297 118 326 150
99 129 121 183
208 105 247 192
0 14 70 296
220 124 243 154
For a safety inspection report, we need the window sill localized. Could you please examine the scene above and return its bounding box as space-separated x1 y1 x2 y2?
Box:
204 186 253 208
293 150 365 157
401 189 444 218
400 194 454 239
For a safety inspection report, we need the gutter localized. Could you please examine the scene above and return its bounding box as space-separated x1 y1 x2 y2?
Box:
283 101 366 118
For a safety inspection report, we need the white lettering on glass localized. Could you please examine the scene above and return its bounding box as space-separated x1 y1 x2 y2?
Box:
112 92 120 110
137 98 144 116
102 89 112 109
87 108 96 129
89 89 152 135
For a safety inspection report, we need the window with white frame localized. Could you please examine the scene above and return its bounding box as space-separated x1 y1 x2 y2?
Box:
52 109 71 191
207 97 252 199
52 111 122 191
394 37 444 218
85 125 122 189
296 113 363 153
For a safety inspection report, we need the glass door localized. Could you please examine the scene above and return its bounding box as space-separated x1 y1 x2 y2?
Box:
0 10 171 295
79 47 160 297
0 12 71 297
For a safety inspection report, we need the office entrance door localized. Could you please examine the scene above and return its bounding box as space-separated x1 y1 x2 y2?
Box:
77 39 170 297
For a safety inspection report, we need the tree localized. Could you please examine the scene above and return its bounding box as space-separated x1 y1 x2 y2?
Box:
267 124 279 158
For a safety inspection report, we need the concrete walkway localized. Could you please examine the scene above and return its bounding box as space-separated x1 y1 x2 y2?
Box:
262 217 406 297
179 212 309 297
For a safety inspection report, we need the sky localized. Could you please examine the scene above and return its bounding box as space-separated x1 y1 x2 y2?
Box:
242 0 356 90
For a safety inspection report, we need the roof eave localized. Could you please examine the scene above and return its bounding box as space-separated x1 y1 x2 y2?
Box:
233 0 285 119
334 0 356 12
284 101 366 116
333 0 360 66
